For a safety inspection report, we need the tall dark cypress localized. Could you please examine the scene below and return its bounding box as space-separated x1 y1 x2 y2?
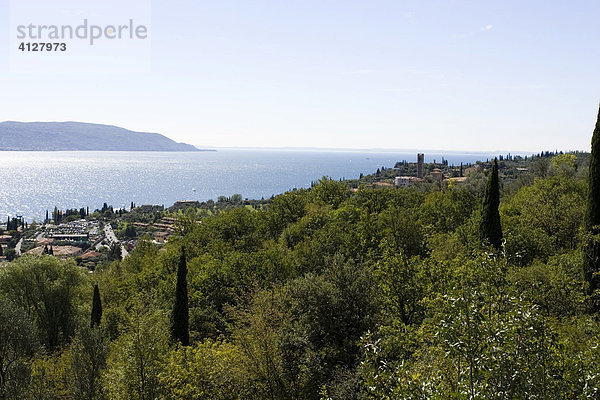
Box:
171 246 189 345
480 158 503 249
584 105 600 303
91 284 102 328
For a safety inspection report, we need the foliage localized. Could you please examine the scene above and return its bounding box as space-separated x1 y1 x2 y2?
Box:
159 339 249 400
2 152 600 398
0 298 37 398
103 307 169 400
70 326 109 400
283 254 376 398
0 255 86 349
480 158 503 249
91 284 103 328
171 247 189 346
28 351 72 400
584 105 600 306
229 287 294 399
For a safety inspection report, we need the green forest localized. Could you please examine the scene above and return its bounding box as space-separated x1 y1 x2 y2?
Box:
3 112 600 399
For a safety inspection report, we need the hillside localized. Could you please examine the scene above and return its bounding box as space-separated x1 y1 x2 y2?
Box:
0 121 203 151
1 150 595 398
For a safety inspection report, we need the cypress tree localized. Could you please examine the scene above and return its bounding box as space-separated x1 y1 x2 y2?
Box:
171 246 189 345
91 284 102 328
584 104 600 304
480 158 503 249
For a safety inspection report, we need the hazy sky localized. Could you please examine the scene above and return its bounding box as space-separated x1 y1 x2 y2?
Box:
1 0 599 152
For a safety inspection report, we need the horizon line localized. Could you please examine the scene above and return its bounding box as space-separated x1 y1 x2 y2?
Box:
202 145 585 155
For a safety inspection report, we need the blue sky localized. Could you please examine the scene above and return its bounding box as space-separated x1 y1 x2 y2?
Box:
1 0 599 151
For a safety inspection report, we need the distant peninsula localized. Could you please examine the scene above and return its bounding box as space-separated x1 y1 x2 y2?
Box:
0 121 210 151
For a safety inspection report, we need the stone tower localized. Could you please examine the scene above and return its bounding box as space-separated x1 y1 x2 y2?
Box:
417 153 424 179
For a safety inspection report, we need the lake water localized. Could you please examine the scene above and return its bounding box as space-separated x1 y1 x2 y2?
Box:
0 149 501 221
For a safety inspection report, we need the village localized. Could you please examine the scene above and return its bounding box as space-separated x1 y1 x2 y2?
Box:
344 151 545 193
0 204 177 268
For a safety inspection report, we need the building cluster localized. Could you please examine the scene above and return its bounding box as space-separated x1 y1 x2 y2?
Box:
395 153 429 187
394 153 467 187
46 219 99 241
133 216 176 244
154 216 176 243
24 219 102 259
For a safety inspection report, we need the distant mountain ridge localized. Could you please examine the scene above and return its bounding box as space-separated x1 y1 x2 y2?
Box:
0 121 204 151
